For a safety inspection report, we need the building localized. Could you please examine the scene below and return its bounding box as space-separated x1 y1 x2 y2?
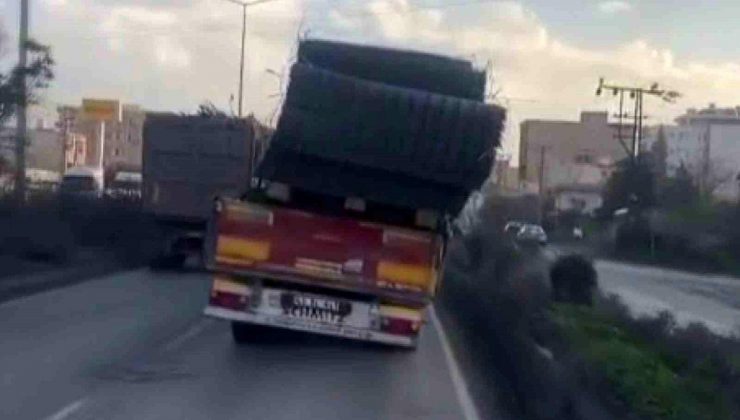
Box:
97 103 145 172
63 133 87 168
519 111 630 199
56 99 146 174
492 153 520 191
0 125 65 174
27 126 64 173
552 184 603 215
644 104 740 201
58 105 85 169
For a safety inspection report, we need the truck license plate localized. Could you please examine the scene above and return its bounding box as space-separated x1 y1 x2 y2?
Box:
280 293 352 324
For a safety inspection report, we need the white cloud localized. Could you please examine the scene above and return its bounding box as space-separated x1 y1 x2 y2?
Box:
28 0 740 161
367 0 448 43
325 1 740 158
153 36 191 69
598 1 632 14
104 6 177 28
42 0 68 7
35 0 305 114
328 9 358 30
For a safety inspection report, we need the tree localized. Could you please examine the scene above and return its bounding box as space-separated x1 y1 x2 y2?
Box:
0 154 8 175
702 158 735 198
658 163 699 208
602 158 656 215
196 101 229 118
650 125 668 179
0 39 55 126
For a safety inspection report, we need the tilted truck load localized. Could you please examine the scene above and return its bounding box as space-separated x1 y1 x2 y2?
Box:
204 39 505 348
297 39 487 101
258 62 505 214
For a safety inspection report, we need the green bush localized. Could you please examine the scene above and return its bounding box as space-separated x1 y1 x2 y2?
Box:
549 255 597 306
552 301 739 420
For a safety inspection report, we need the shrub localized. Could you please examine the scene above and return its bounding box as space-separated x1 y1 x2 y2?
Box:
550 255 598 306
553 295 740 420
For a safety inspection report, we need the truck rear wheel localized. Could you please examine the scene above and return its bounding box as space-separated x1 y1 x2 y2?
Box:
149 253 187 270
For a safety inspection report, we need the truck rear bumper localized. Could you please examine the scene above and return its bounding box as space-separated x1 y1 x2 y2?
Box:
204 305 416 347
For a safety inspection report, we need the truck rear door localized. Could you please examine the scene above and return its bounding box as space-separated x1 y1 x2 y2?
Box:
207 199 443 304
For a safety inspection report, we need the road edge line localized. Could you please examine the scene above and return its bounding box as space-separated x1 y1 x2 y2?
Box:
430 305 481 420
43 398 88 420
163 318 215 352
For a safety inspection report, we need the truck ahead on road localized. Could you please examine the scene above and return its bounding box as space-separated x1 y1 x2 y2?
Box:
203 40 505 348
142 115 267 268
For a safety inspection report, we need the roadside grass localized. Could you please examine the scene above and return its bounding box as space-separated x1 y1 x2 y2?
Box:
552 301 740 420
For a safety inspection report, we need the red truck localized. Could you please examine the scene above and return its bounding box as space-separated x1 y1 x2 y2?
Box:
203 40 504 348
205 196 443 347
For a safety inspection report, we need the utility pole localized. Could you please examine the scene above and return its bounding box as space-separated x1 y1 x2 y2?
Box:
222 0 280 118
630 90 640 159
15 0 29 205
596 78 680 162
538 145 546 196
538 145 548 225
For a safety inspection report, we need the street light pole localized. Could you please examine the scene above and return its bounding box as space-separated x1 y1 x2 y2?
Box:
238 4 246 117
15 0 29 205
223 0 280 118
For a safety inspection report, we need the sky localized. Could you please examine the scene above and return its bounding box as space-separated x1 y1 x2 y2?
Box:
2 0 740 160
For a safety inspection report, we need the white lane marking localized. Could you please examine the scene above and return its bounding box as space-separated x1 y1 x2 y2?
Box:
43 398 87 420
429 306 480 420
163 319 214 352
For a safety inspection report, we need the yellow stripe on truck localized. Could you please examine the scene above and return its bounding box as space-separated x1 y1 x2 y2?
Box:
379 305 423 322
212 277 250 296
377 261 433 288
216 235 270 262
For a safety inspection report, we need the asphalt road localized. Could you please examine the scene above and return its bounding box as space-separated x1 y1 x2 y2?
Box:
595 260 740 336
0 269 473 420
543 245 740 336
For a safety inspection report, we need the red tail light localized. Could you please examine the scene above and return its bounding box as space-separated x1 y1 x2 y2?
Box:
210 291 248 311
380 317 421 336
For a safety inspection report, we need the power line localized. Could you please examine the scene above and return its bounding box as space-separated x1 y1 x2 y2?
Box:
595 78 681 161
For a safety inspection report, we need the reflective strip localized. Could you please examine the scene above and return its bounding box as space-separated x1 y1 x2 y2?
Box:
377 261 433 287
382 229 433 244
379 305 423 322
217 235 270 262
212 277 251 296
215 255 255 266
224 203 274 225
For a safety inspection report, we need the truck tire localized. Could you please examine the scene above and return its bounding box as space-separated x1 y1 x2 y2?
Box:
149 253 187 270
231 321 271 344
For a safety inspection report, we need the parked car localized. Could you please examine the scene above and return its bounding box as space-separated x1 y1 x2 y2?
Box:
105 171 142 200
504 220 524 235
572 226 584 240
517 224 548 245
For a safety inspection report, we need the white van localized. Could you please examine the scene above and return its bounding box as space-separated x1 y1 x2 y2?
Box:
60 166 105 199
